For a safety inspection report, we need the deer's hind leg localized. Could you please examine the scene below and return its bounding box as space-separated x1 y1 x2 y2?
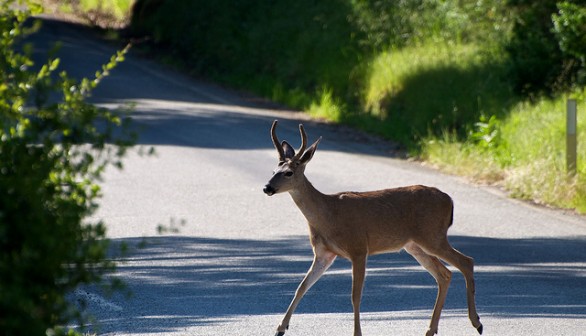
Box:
424 240 483 335
404 242 452 336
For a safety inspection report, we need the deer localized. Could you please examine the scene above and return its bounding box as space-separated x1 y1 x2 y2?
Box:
263 120 483 336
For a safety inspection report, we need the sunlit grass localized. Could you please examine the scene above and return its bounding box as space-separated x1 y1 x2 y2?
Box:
422 134 505 183
42 0 134 27
357 41 511 144
423 89 586 213
308 87 345 121
502 91 586 212
364 42 484 118
365 39 586 213
78 0 133 21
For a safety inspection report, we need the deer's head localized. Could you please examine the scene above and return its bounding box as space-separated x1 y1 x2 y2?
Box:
263 120 321 196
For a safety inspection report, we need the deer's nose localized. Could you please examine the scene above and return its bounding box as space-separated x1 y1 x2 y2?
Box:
263 184 276 196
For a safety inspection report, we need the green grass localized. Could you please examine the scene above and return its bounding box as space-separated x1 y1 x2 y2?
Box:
422 89 586 213
308 87 346 121
356 41 513 145
502 91 586 212
78 0 133 20
364 43 483 117
42 0 134 27
421 134 506 183
337 37 586 213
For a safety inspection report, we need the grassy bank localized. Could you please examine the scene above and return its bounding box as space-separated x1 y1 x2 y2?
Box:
347 42 513 146
42 0 133 27
423 90 586 212
328 37 586 212
42 1 586 213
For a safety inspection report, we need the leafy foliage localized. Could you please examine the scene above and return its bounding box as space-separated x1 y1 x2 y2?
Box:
552 1 586 86
349 0 510 49
506 0 586 94
471 115 501 150
130 0 366 110
0 1 133 334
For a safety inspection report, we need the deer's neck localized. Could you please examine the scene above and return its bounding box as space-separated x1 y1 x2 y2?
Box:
288 176 330 224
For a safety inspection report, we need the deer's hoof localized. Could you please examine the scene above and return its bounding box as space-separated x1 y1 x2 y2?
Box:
275 325 288 336
476 323 483 335
425 329 437 336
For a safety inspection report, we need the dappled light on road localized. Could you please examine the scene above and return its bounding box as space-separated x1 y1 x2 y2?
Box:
77 235 586 335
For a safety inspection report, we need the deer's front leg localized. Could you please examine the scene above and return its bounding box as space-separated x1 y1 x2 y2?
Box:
351 255 367 336
275 246 337 336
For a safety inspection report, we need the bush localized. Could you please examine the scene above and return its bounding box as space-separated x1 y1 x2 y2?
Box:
0 2 133 335
130 0 366 110
349 0 510 49
552 1 586 86
506 0 586 94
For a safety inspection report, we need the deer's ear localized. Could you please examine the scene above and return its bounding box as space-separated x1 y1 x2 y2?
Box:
299 137 321 165
281 141 295 159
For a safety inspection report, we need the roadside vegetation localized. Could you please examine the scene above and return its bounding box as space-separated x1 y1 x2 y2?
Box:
1 1 133 334
45 0 586 213
42 0 133 27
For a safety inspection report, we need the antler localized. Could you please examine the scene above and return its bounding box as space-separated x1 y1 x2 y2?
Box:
293 124 307 160
271 120 285 161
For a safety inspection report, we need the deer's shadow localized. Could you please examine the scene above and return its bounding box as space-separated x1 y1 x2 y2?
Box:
81 235 586 334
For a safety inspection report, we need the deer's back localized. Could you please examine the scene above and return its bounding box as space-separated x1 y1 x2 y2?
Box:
329 185 454 255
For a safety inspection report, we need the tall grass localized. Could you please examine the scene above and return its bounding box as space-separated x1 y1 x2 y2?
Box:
358 42 512 145
42 0 134 27
503 91 586 212
78 0 133 21
358 32 585 212
308 87 346 121
423 89 586 213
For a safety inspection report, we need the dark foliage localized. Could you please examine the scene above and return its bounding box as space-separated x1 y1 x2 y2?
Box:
506 0 586 94
0 2 133 335
130 0 366 108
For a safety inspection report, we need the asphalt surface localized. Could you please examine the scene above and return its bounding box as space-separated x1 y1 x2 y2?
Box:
29 17 586 336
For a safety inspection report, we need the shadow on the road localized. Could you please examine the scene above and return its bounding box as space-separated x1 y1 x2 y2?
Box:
29 17 401 158
121 107 382 156
83 235 586 334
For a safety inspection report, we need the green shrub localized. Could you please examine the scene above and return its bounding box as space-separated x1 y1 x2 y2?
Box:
130 0 366 110
552 1 586 86
505 0 586 94
0 2 133 334
349 0 510 49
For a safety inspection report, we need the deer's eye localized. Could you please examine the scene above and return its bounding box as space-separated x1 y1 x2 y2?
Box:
284 171 294 177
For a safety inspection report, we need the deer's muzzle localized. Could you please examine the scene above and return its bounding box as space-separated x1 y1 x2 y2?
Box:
263 184 276 196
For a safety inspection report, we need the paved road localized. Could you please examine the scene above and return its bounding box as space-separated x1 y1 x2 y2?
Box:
30 17 586 336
